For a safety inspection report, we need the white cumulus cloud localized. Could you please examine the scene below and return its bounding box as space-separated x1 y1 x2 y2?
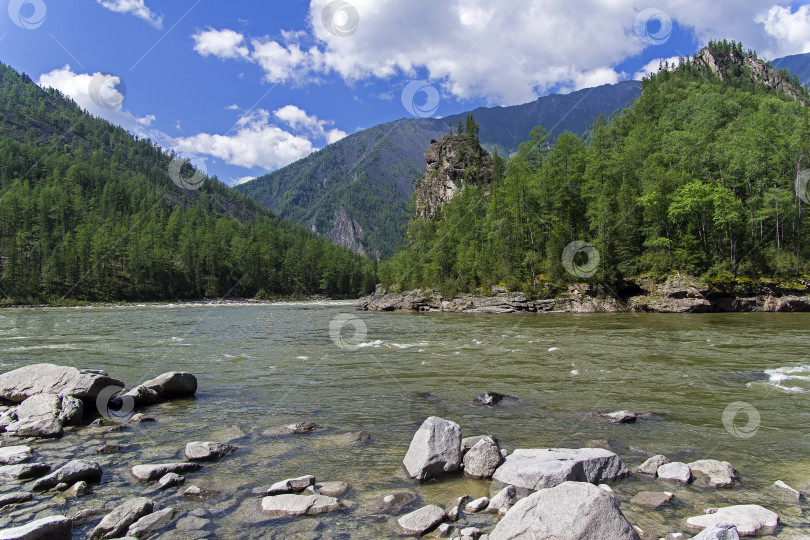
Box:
756 4 810 58
193 28 251 60
97 0 163 28
633 56 684 80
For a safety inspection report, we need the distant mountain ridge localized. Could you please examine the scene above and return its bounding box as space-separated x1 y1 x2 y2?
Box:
238 81 643 257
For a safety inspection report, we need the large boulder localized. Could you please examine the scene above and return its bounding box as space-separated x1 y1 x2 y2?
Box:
131 463 201 481
657 462 692 484
490 481 639 540
31 460 102 491
122 372 197 406
688 460 738 488
403 416 462 480
0 516 71 539
90 497 154 539
463 436 503 478
491 448 629 492
636 454 669 477
0 364 124 403
260 494 341 516
397 504 446 536
4 393 84 439
686 505 779 536
184 442 237 461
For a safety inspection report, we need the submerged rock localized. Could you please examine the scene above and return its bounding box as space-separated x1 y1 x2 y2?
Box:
601 410 637 423
0 363 124 403
31 459 102 491
491 448 629 492
473 392 519 406
262 422 320 437
0 463 50 480
490 481 640 540
315 481 350 498
90 497 154 539
0 515 72 539
397 504 446 536
630 491 673 509
686 505 779 536
260 494 341 517
184 441 237 461
403 416 462 480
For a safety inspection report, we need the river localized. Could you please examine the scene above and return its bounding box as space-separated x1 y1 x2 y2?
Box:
1 303 808 538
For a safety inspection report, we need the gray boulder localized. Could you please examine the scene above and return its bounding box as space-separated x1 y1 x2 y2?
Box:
490 481 640 540
31 460 102 491
140 372 197 396
657 462 691 484
254 475 316 495
487 485 517 515
157 473 184 490
397 504 446 536
466 497 489 513
687 460 738 488
463 437 503 478
184 441 237 461
126 507 176 538
260 494 341 516
130 462 201 481
0 364 124 402
0 516 71 539
0 492 32 507
262 422 320 437
90 497 154 539
0 446 32 465
690 523 740 540
4 418 63 438
0 463 50 480
403 416 462 480
315 481 350 497
492 448 628 492
636 454 669 477
686 505 779 536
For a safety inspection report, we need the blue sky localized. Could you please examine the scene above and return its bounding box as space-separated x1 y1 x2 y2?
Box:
2 0 810 185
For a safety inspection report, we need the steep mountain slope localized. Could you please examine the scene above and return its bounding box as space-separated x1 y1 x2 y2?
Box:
237 81 643 257
772 51 810 87
0 63 375 303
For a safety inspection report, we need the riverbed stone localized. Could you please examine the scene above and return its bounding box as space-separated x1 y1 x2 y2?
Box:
176 516 209 530
602 410 637 423
686 505 779 536
0 492 32 507
368 491 419 513
262 422 320 437
465 497 489 513
90 497 154 539
397 504 446 536
315 481 349 497
691 523 741 540
687 460 738 488
182 485 220 499
403 416 462 480
657 462 691 484
4 417 63 438
66 481 88 497
183 441 237 461
491 448 629 492
487 486 517 515
157 473 184 490
445 495 469 521
463 436 503 478
260 494 341 517
140 372 197 397
490 481 640 540
0 515 71 539
254 475 316 495
130 462 201 481
13 393 84 428
0 446 32 466
636 455 669 477
770 480 802 501
0 463 50 481
126 507 176 538
0 364 124 403
630 491 674 509
31 459 102 491
462 435 490 454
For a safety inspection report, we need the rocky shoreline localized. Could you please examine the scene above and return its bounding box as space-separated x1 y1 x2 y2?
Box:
356 276 810 314
0 364 804 538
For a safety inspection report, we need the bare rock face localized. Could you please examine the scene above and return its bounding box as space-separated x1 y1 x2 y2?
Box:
412 136 493 221
0 364 124 403
403 416 462 480
490 481 640 540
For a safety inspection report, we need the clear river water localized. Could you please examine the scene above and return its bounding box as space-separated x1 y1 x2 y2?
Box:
0 303 808 538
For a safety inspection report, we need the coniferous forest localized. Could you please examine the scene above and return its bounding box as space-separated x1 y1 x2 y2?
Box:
380 42 810 295
0 63 377 303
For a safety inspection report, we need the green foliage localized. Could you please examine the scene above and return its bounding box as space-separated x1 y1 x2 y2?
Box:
0 63 376 303
381 44 810 293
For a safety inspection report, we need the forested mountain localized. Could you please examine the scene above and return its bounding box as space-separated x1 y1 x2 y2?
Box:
0 63 376 304
237 81 643 258
772 52 810 88
379 42 810 294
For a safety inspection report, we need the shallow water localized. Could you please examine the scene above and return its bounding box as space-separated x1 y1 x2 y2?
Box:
0 304 809 538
